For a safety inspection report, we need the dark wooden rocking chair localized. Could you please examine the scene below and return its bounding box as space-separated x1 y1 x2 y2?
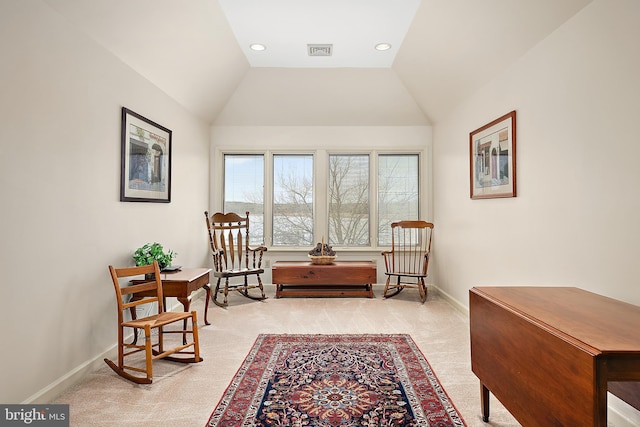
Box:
381 220 434 303
105 261 202 384
204 211 268 307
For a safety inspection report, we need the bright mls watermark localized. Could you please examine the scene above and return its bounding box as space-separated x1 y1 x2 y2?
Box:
1 405 69 426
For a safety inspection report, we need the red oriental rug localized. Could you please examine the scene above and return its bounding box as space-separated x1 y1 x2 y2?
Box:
205 334 466 426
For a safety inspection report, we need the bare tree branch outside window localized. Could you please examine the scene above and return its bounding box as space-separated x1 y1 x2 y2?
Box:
273 154 314 245
328 154 370 246
378 154 419 246
223 152 420 248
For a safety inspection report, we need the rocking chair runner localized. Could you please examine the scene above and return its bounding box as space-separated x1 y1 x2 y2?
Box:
381 220 434 303
204 211 268 307
104 261 202 384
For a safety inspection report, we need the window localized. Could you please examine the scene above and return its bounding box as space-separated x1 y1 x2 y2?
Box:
328 154 370 246
272 154 314 246
223 154 264 245
222 151 421 249
377 154 419 246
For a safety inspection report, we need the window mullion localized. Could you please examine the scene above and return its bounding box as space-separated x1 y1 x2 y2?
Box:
264 150 273 247
315 149 328 244
370 151 379 247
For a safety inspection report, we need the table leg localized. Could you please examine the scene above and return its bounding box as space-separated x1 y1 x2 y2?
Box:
177 297 190 345
481 383 490 422
595 359 608 426
203 284 211 325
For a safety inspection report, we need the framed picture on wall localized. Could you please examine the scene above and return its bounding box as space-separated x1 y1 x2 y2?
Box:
120 107 172 202
469 110 516 199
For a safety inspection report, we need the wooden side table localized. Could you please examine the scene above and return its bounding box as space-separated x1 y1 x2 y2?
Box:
272 261 376 298
132 268 212 325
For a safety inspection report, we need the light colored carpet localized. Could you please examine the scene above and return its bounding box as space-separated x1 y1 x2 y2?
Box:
52 284 521 427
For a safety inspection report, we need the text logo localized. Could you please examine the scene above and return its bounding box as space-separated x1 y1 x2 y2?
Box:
1 405 69 426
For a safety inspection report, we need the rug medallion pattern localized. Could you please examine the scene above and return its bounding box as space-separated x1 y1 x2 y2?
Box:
206 334 466 426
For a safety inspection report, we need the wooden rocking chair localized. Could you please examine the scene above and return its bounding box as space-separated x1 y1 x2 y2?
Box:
204 211 268 307
105 261 202 384
381 220 434 303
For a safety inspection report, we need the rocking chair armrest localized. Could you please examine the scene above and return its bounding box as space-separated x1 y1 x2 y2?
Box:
248 245 267 253
381 250 392 272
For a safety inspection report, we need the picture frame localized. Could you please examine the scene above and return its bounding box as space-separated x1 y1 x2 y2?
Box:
470 110 516 199
120 107 172 203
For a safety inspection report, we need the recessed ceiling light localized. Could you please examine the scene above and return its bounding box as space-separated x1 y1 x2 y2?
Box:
375 43 392 51
250 43 266 51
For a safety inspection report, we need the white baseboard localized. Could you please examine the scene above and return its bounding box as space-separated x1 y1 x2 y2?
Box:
431 284 469 317
609 394 640 427
24 343 118 404
25 289 207 404
431 284 640 427
26 286 640 427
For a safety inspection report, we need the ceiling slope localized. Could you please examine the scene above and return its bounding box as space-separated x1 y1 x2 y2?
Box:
214 68 429 126
394 0 593 123
43 0 592 125
44 0 249 124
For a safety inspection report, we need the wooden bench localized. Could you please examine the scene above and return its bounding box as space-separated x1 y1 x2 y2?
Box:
272 260 376 298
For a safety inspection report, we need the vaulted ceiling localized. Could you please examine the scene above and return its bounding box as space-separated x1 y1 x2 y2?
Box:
43 0 592 124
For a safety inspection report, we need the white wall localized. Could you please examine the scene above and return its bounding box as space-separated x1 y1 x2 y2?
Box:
432 0 640 308
433 2 640 420
0 1 210 403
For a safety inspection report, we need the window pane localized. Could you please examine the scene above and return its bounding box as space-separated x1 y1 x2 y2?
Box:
223 154 264 245
272 154 314 246
378 154 419 246
328 154 370 246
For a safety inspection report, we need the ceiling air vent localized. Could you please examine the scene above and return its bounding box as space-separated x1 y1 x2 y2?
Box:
308 44 332 57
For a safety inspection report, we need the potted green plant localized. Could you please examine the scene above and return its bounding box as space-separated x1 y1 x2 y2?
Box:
133 242 177 271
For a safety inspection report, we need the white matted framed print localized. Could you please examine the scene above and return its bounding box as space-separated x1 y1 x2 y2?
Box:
120 107 172 203
470 111 516 199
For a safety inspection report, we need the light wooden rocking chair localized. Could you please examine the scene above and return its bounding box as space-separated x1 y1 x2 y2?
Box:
105 261 202 384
